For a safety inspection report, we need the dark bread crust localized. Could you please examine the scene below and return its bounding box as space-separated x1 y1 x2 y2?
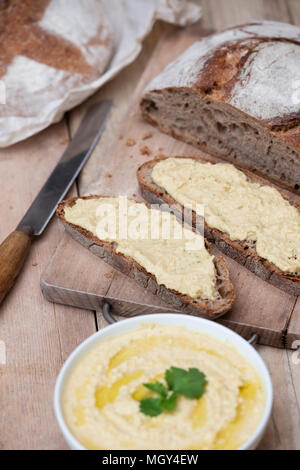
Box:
56 196 235 318
137 157 300 296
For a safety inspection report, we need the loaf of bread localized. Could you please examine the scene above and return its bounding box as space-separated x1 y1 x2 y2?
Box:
141 21 300 193
57 196 235 318
0 0 113 144
137 157 300 296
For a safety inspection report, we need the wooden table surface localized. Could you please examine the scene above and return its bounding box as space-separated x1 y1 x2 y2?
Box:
0 0 300 450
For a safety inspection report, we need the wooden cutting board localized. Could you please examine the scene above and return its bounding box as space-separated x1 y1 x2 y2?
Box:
41 26 300 350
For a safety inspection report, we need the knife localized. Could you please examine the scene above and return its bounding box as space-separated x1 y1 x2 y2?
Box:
0 100 113 305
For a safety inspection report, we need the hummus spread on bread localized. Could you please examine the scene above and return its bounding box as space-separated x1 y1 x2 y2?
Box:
152 158 300 274
62 324 266 450
64 197 217 300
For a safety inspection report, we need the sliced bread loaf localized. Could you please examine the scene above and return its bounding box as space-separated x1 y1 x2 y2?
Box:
137 157 300 296
57 196 235 318
141 21 300 193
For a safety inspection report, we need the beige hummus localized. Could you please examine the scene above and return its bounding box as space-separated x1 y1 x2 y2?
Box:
64 196 217 300
152 158 300 274
63 324 266 450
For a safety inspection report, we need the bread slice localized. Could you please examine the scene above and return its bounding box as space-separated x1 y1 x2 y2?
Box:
56 196 235 318
137 157 300 297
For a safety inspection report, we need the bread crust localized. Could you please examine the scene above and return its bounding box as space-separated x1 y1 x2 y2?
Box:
137 156 300 296
56 196 235 318
143 21 300 137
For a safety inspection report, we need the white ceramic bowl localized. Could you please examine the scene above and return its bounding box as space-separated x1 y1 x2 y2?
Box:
54 313 273 451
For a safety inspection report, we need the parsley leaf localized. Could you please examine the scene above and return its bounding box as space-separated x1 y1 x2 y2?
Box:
165 367 207 399
139 397 162 417
139 367 207 417
144 382 168 398
161 392 178 411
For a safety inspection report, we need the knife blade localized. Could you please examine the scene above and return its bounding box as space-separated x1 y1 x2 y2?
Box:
0 100 113 304
18 100 113 236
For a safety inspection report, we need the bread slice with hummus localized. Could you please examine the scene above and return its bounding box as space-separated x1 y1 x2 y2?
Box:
137 157 300 296
57 196 235 318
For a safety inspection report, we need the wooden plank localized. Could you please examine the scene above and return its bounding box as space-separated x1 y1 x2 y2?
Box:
0 123 96 450
70 21 176 195
217 257 294 348
286 301 300 349
258 347 300 450
207 0 291 29
286 0 300 24
43 24 298 348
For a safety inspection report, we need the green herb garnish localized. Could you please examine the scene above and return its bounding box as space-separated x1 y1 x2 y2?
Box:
140 397 164 417
139 367 207 417
166 367 207 399
144 382 168 397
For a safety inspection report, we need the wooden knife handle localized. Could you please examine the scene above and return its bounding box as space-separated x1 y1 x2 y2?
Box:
0 230 32 304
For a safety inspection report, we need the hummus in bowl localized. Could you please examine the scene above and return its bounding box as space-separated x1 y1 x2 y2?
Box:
55 315 272 450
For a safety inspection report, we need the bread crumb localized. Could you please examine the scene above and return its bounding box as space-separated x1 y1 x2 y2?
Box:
105 173 112 178
142 132 153 140
126 138 136 147
32 263 38 267
156 153 166 159
119 135 123 140
132 193 137 198
158 147 164 152
140 145 151 156
104 272 113 279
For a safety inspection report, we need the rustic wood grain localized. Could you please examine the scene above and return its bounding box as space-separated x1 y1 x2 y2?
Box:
207 0 292 27
69 21 174 196
258 347 300 450
286 0 300 21
1 0 300 451
286 301 300 350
